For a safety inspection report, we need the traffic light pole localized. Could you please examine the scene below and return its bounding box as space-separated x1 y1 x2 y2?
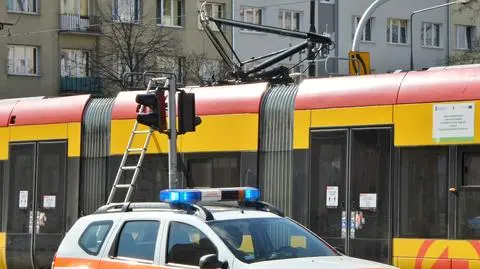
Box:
168 76 178 189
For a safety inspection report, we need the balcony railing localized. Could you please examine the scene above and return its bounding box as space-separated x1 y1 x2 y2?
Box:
60 14 101 34
61 76 103 93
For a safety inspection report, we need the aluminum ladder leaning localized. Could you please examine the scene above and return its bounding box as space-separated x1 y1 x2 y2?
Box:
106 78 164 204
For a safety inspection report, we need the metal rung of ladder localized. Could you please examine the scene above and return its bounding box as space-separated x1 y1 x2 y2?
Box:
127 148 145 152
106 78 168 205
115 184 133 188
121 166 139 170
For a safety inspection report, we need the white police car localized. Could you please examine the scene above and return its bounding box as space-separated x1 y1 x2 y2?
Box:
52 187 397 269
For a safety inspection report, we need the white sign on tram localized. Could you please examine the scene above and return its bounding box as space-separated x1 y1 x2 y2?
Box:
433 102 475 143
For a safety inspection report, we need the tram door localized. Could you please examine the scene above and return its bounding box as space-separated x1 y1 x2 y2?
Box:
309 128 392 264
457 147 480 240
7 142 67 269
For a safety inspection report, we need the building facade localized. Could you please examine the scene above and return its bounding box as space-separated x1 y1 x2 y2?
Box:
231 0 311 74
230 0 461 77
0 0 231 98
318 0 453 76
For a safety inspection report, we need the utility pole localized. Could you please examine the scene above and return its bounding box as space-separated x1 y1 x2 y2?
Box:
308 0 316 77
167 76 178 189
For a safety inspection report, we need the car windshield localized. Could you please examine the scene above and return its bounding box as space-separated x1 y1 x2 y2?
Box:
208 217 338 263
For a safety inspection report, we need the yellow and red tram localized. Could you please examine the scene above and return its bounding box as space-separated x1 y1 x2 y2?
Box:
1 64 480 269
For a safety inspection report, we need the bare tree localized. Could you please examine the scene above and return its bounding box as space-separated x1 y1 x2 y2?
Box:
450 39 480 64
93 3 181 95
455 0 480 23
183 51 230 86
449 0 480 65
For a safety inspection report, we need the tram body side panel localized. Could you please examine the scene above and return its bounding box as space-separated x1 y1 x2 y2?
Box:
108 113 260 201
393 239 480 269
0 126 7 269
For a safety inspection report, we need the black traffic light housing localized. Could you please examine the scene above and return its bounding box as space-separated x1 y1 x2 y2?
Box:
178 91 202 135
135 89 167 131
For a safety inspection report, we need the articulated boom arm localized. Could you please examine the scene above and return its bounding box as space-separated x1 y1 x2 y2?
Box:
198 1 333 83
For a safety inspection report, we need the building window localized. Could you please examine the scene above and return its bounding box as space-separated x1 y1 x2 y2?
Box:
456 25 476 50
7 0 38 13
113 0 140 22
157 0 184 26
61 0 88 16
421 22 441 48
240 6 262 31
387 18 408 44
198 2 225 31
352 16 373 42
8 45 39 75
61 49 89 78
279 10 301 31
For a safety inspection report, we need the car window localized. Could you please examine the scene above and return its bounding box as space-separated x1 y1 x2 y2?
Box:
209 218 338 263
166 222 217 266
78 221 113 255
112 220 160 262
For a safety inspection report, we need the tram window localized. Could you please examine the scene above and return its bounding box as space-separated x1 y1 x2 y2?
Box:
457 151 480 239
398 147 448 238
188 156 240 188
190 159 213 187
79 221 113 255
214 158 239 187
132 155 169 202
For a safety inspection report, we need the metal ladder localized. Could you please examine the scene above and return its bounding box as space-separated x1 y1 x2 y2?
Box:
106 78 164 204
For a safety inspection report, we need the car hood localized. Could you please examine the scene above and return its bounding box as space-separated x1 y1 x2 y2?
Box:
242 256 397 269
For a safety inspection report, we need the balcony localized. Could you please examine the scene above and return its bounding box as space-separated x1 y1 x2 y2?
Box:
59 14 102 34
61 77 103 93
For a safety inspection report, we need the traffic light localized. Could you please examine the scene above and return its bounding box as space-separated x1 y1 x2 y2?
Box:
178 91 202 134
135 89 167 131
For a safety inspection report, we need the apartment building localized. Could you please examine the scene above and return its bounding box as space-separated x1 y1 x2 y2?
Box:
231 0 458 77
232 0 311 74
0 0 231 98
317 0 453 76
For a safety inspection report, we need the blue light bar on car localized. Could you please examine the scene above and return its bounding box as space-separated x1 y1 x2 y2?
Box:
159 187 260 204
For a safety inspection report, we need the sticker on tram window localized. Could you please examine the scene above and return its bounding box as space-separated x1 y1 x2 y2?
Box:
43 195 56 209
359 193 377 210
326 186 338 208
19 190 28 209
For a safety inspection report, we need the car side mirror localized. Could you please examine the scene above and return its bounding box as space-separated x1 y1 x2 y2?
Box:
199 254 226 269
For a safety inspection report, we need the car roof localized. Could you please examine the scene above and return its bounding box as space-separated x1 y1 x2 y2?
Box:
88 201 284 223
204 206 280 221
